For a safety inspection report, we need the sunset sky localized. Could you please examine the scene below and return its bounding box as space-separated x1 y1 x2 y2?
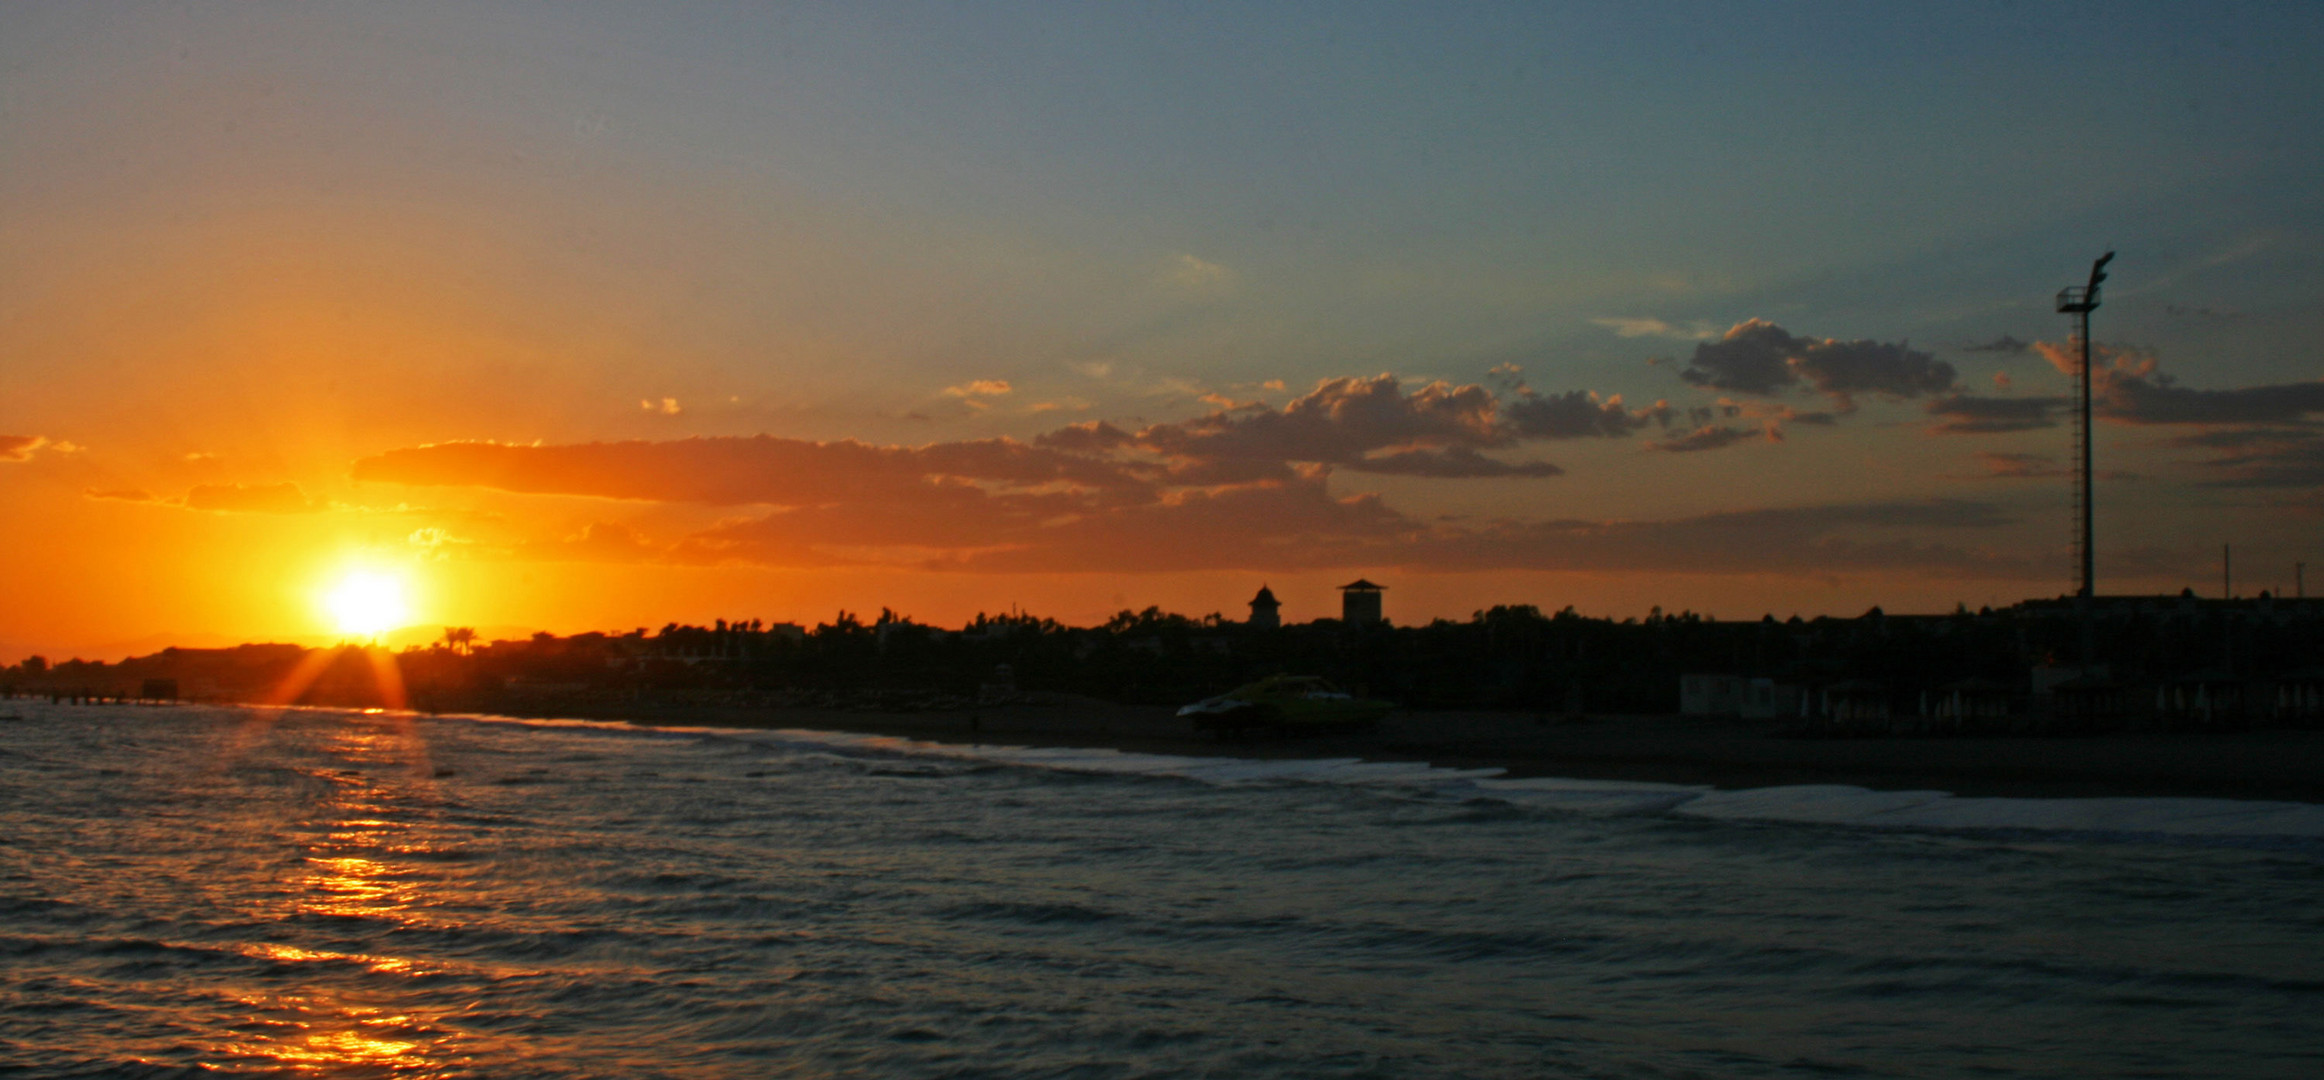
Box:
5 3 2321 661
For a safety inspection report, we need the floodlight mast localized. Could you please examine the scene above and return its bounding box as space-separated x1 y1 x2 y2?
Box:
2055 252 2113 602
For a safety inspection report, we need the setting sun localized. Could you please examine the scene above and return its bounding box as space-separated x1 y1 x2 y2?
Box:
322 570 410 638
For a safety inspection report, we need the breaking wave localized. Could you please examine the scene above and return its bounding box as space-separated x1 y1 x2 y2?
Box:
456 715 2324 842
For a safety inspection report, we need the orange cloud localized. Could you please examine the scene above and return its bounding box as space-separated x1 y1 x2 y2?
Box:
353 436 1147 505
1 435 46 462
354 429 2025 578
346 372 2043 578
1923 393 2069 435
1650 424 1770 453
185 482 321 514
83 487 157 502
523 521 663 563
1967 452 2065 479
2025 341 2324 426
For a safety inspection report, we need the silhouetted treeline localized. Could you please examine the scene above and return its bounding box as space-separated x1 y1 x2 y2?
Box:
6 592 2321 720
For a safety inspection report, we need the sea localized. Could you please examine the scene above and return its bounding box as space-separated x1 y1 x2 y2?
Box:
3 703 2322 1079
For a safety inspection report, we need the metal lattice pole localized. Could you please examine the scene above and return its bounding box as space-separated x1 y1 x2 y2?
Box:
2057 253 2113 669
2076 306 2094 600
2056 252 2112 602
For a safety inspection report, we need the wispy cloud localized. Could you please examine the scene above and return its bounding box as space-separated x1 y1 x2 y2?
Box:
2161 304 2239 322
1160 253 1236 292
1591 316 1719 340
1961 335 2032 355
2029 340 2324 426
522 521 662 563
354 435 1149 506
1966 452 2064 479
185 482 321 514
1650 424 1773 453
2183 427 2324 488
695 475 2025 578
1 435 47 462
1931 342 2324 493
1924 393 2070 435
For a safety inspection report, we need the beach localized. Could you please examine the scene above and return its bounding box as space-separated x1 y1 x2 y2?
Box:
513 699 2324 804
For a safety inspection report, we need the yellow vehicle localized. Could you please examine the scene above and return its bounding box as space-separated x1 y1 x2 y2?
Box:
1177 675 1392 738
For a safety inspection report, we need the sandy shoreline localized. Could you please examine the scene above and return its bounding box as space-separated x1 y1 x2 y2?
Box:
504 700 2324 804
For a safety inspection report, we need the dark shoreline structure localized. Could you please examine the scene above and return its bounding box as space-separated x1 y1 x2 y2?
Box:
7 595 2324 800
14 593 2324 728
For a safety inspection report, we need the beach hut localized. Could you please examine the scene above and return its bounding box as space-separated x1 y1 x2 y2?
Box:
1816 680 1891 736
1929 677 2013 735
1680 674 1743 717
1742 679 1798 720
2156 670 2248 731
2271 668 2324 727
2047 674 2138 733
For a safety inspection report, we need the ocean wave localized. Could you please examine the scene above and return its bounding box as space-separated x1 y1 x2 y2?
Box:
37 705 2324 843
683 724 2324 843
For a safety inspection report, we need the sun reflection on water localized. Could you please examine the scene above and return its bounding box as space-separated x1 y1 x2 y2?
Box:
202 718 478 1074
208 1006 424 1071
303 855 405 917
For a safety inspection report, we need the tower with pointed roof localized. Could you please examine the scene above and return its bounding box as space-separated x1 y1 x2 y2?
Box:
1338 579 1385 626
1247 584 1281 629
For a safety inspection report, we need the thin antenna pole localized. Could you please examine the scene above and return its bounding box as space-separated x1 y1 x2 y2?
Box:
2224 544 2232 599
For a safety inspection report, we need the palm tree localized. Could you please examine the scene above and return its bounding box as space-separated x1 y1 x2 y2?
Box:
443 627 476 655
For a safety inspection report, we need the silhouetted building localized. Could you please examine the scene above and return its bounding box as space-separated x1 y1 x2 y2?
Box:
1339 579 1385 626
1247 585 1281 629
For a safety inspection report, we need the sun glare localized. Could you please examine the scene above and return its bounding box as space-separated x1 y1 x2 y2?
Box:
323 570 410 638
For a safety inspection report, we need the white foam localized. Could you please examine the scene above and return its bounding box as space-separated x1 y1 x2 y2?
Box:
1467 775 1711 815
1677 785 1957 824
449 713 2324 842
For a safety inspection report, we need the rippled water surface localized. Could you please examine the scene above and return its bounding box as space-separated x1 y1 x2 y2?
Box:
4 704 2322 1078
